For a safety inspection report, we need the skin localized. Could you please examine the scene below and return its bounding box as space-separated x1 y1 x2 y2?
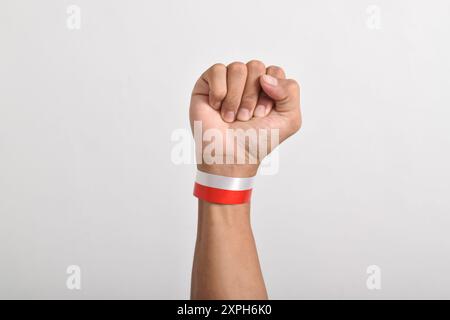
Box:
189 60 302 299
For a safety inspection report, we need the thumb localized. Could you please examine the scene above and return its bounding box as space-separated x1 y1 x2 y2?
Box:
259 74 300 113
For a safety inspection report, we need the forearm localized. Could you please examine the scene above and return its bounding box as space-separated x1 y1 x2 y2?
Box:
191 200 267 300
189 60 301 299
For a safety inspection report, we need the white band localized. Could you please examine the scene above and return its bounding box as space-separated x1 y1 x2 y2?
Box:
195 171 255 191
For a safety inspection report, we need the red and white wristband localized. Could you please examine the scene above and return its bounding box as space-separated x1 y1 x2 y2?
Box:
193 171 255 205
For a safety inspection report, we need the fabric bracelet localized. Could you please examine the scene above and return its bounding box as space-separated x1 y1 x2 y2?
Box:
193 171 255 205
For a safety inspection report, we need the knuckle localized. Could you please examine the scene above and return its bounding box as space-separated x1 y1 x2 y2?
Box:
287 79 300 93
267 65 285 77
228 61 247 75
211 88 227 100
203 63 225 80
246 59 265 73
210 63 226 73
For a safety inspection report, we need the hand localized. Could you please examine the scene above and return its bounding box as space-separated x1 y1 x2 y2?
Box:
190 60 301 177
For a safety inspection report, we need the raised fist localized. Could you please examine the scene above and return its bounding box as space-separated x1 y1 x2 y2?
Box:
190 60 301 177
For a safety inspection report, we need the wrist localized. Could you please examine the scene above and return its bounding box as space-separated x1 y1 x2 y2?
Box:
198 200 251 227
197 163 258 178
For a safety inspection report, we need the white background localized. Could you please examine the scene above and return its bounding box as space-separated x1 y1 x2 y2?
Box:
1 0 450 299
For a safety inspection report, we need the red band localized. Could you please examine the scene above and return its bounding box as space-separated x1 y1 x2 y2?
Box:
193 182 252 205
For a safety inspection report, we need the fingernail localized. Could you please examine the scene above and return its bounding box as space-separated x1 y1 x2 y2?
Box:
262 74 278 86
254 105 266 117
224 111 235 122
237 108 251 121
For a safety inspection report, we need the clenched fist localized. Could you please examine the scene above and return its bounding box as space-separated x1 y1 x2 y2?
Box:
190 60 301 177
